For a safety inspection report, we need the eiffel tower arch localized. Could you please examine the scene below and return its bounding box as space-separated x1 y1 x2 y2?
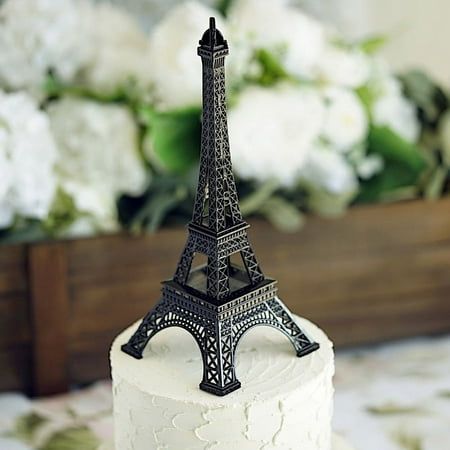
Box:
121 17 319 396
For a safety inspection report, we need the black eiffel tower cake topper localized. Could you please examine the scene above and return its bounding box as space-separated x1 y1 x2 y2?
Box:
121 17 320 396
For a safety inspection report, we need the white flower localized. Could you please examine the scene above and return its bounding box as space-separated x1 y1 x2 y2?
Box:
322 87 368 151
148 1 226 110
79 3 153 95
300 144 358 195
0 91 58 229
370 64 420 142
356 154 384 179
229 0 326 79
47 98 148 231
372 83 420 142
0 0 95 94
315 44 371 88
229 84 325 186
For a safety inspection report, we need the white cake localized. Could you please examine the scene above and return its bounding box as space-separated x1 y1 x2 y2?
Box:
111 315 352 450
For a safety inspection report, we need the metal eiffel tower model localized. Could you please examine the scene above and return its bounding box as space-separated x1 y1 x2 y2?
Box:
121 17 320 396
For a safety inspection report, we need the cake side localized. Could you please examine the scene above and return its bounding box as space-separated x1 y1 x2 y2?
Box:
111 313 334 450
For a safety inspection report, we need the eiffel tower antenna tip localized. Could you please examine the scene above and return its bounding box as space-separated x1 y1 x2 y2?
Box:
209 17 216 30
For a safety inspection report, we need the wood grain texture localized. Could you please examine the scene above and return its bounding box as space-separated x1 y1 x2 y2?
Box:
1 198 450 392
0 245 30 391
28 243 70 395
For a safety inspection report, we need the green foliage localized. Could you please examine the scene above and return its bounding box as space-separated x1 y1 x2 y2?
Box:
357 126 428 202
366 403 425 415
399 70 448 128
43 188 78 235
392 431 423 450
359 35 387 54
306 187 357 217
43 71 143 106
251 48 291 86
12 412 47 443
399 69 450 197
356 84 378 116
217 0 235 16
239 180 279 216
140 106 201 174
239 180 304 232
40 426 100 450
259 196 304 232
119 169 197 232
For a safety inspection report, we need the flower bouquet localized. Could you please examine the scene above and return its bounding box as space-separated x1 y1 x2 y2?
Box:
0 0 449 242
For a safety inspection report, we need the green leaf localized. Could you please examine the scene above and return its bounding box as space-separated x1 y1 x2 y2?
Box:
142 107 201 174
424 166 447 199
43 71 134 104
43 188 78 235
357 126 427 202
253 48 290 86
239 179 279 216
136 187 189 232
359 35 387 54
40 426 100 450
259 196 304 232
356 84 378 115
12 412 47 443
392 431 423 450
217 0 234 15
366 403 424 415
123 170 196 232
438 110 450 166
399 70 449 128
306 188 356 217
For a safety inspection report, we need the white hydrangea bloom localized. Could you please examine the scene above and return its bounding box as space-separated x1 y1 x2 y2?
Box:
300 144 358 195
356 154 384 179
229 0 326 79
229 84 325 187
148 1 226 110
322 87 368 151
0 91 58 229
315 44 371 88
0 0 95 93
371 73 420 142
373 94 420 142
47 98 148 231
79 3 153 95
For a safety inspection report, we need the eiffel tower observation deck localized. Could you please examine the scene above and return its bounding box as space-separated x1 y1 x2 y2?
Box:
121 17 320 396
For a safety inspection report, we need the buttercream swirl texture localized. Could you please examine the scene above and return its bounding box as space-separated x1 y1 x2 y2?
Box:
111 315 334 449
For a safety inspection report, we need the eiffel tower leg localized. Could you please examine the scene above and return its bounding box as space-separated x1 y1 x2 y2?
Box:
121 299 172 359
199 319 241 396
266 297 320 357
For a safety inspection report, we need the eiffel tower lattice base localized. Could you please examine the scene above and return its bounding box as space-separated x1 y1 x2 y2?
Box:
122 280 320 396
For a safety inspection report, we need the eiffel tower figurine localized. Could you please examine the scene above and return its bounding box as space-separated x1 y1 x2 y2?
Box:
121 17 320 396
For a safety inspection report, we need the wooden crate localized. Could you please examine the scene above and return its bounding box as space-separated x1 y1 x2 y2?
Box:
1 198 450 396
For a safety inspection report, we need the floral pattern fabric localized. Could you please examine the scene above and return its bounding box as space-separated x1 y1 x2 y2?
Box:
0 335 449 449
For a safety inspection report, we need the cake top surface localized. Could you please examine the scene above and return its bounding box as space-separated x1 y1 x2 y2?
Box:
111 313 333 407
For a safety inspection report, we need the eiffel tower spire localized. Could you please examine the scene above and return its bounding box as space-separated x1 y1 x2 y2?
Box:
121 18 320 396
192 16 242 232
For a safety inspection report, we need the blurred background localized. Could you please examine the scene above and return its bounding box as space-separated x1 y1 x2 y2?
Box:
0 0 449 449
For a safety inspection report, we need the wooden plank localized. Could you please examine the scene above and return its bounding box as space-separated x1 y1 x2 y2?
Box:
0 294 30 346
0 245 28 296
1 197 444 393
28 243 70 396
0 345 32 392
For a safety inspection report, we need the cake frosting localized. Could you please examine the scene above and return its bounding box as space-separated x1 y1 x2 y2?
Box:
111 315 335 450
